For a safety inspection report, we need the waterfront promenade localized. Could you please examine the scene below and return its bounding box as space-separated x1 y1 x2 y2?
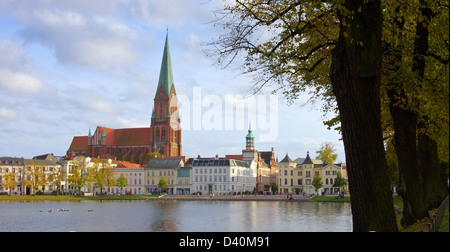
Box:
157 194 313 202
0 194 318 202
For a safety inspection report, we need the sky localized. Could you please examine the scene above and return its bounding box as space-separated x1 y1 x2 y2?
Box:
0 0 345 163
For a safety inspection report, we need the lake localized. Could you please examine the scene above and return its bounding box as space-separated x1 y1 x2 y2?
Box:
0 200 352 232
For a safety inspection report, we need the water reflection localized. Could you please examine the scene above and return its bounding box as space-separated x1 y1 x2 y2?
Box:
0 200 352 232
149 201 179 232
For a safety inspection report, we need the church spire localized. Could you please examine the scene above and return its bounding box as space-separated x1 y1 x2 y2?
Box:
155 31 174 98
246 124 255 150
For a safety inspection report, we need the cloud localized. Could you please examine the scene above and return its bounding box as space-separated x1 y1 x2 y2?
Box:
126 0 214 28
0 69 43 95
0 107 17 122
0 39 43 95
5 2 143 72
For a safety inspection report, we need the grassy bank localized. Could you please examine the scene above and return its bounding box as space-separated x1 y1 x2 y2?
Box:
311 196 351 202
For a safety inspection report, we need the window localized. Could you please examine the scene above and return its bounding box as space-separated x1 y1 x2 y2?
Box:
156 128 160 142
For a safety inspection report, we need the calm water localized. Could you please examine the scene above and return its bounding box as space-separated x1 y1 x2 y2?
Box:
0 200 352 232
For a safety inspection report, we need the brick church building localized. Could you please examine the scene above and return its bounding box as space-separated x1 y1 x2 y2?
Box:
67 33 182 164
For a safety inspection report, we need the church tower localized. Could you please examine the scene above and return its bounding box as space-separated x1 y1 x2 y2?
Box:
150 32 182 157
242 124 258 162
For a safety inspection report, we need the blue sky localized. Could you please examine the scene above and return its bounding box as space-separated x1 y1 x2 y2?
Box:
0 0 345 162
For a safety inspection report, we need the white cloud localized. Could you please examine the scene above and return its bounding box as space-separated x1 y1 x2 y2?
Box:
127 0 216 28
0 40 43 95
8 3 142 72
0 107 17 122
0 69 43 95
0 39 30 68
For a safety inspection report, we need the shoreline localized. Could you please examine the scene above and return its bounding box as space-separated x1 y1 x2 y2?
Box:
0 194 350 202
157 194 313 202
0 194 313 202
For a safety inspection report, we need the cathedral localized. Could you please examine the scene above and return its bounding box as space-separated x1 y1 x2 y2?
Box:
67 33 182 164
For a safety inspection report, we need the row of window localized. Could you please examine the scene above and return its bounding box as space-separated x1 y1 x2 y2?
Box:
146 179 190 186
281 178 312 186
280 170 339 177
194 168 227 175
281 170 313 177
196 184 232 191
280 177 337 186
146 170 175 177
194 175 228 182
126 178 142 185
1 167 56 173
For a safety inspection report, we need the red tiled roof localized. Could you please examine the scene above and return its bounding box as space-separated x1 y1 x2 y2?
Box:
115 160 143 168
91 126 150 147
68 126 152 155
114 128 150 146
67 136 88 152
225 155 243 160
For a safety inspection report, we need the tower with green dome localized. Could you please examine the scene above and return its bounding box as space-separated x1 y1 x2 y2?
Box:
245 124 255 151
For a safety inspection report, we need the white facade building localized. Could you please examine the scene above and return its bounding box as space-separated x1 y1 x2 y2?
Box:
191 158 256 195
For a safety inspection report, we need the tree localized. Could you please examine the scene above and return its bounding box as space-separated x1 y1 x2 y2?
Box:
47 167 65 196
312 174 322 193
333 172 348 198
329 0 398 231
315 142 338 164
92 161 105 195
67 157 92 196
381 0 448 226
147 152 166 159
23 161 47 195
117 173 128 194
210 0 398 231
2 173 15 196
101 160 117 194
158 176 169 194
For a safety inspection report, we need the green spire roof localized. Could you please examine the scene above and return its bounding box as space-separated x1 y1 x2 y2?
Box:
246 123 254 138
155 32 174 98
246 129 254 139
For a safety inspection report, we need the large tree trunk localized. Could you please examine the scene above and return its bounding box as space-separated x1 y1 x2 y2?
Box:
389 100 428 227
383 2 429 227
330 0 398 232
418 133 449 209
413 0 449 211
